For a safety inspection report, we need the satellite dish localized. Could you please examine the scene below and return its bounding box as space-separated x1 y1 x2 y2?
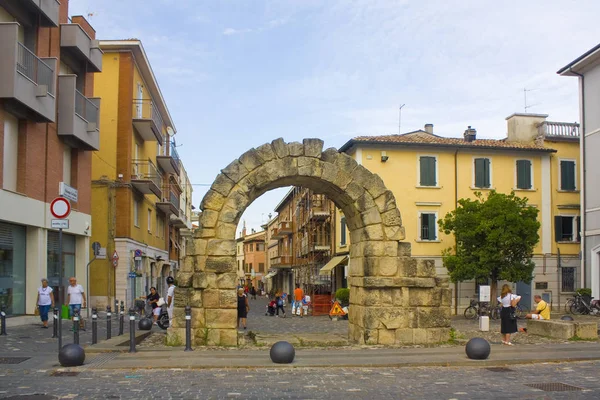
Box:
167 127 175 137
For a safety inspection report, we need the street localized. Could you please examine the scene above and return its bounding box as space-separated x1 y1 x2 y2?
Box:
0 361 599 399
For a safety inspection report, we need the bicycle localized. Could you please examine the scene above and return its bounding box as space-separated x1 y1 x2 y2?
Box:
490 303 529 320
463 299 491 319
569 293 600 316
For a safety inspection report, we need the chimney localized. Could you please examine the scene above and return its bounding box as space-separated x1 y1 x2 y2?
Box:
464 126 477 142
424 124 434 134
505 113 548 143
242 220 247 237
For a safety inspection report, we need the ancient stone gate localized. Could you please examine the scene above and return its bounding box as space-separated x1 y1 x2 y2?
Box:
169 138 451 346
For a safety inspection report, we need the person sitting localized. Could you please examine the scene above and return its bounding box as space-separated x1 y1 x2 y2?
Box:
145 287 160 324
266 299 276 316
519 295 550 333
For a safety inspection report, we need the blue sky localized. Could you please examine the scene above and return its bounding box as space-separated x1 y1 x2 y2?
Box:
69 0 600 234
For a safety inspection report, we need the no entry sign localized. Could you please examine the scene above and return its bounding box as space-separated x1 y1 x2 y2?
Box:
50 197 71 219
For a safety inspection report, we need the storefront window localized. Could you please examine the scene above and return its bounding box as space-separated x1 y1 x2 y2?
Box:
47 231 76 302
0 222 26 315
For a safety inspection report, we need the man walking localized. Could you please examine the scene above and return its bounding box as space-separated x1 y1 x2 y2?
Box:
294 285 304 317
166 276 175 324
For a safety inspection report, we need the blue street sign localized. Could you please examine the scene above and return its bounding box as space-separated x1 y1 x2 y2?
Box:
128 272 137 279
134 249 142 257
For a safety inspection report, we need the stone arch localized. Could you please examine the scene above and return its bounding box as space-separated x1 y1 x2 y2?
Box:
170 139 451 346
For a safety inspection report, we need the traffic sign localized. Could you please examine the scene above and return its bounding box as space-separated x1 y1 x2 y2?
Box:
329 301 346 317
113 259 119 267
128 272 137 278
50 197 71 219
112 251 119 260
51 219 69 229
134 249 142 257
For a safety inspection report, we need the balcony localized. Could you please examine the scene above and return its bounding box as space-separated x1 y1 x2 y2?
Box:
272 221 292 238
60 24 102 72
157 184 179 216
271 255 293 268
0 23 56 122
157 142 181 175
170 208 189 229
1 0 60 27
132 99 164 144
309 207 330 220
131 159 162 198
57 75 100 150
538 121 580 141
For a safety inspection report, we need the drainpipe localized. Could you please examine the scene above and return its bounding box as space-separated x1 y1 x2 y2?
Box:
454 148 459 315
569 67 586 289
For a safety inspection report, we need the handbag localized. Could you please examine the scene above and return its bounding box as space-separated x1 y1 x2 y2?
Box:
157 297 166 307
509 307 517 320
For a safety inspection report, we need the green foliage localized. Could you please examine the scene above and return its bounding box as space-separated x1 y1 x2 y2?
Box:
576 288 592 297
335 288 350 304
438 191 540 290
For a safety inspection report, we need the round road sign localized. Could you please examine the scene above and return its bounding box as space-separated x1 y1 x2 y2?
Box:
50 197 71 219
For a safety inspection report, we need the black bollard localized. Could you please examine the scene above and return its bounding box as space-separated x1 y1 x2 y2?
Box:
91 308 98 345
114 300 119 322
185 305 193 352
119 302 124 336
128 308 136 353
106 305 112 340
73 308 80 345
52 307 58 338
0 304 7 336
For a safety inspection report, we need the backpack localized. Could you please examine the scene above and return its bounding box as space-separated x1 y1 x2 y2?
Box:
277 298 283 307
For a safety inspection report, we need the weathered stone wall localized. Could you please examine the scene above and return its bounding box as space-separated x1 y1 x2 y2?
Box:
167 138 450 346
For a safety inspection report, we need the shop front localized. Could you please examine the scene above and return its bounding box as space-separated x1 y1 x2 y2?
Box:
0 222 26 315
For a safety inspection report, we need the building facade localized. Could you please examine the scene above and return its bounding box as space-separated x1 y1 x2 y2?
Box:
559 44 600 299
89 40 190 308
339 114 580 312
0 1 101 314
241 229 266 289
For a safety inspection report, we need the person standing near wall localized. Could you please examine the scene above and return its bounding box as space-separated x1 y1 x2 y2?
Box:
36 278 54 328
166 276 176 324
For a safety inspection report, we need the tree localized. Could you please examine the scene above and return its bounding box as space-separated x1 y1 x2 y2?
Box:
438 191 540 303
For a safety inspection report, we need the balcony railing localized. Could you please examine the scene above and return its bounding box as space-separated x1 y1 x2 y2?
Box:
132 99 164 143
131 159 162 189
17 42 54 95
538 121 579 138
271 255 293 266
75 90 99 125
169 189 180 210
170 141 180 163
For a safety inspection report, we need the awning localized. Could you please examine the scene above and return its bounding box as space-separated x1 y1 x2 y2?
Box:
319 255 348 276
264 271 279 279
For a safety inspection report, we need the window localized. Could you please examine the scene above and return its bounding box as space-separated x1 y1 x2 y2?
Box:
554 216 580 242
561 267 576 292
419 156 437 186
133 199 139 227
257 243 265 251
249 243 254 252
419 213 437 241
259 262 265 272
516 160 532 190
340 217 347 246
147 209 152 232
474 158 491 188
560 160 576 191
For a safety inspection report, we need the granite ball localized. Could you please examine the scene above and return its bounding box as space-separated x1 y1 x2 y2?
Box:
138 317 153 331
465 337 491 360
58 343 85 367
269 341 295 364
561 315 574 321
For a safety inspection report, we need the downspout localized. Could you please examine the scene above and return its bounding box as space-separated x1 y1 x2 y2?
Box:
454 148 459 315
569 67 586 289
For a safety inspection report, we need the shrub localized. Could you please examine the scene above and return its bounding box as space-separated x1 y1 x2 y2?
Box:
335 288 350 304
576 288 592 297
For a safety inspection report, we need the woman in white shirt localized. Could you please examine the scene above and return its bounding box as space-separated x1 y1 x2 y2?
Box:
36 278 55 328
497 284 521 345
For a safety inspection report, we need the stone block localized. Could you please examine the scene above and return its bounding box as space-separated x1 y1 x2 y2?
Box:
356 287 393 307
224 190 250 212
382 208 402 226
297 157 324 178
397 242 412 256
200 190 226 212
166 328 185 346
189 290 203 307
303 138 324 157
334 152 359 174
199 209 219 229
219 328 239 346
527 320 574 339
355 192 377 214
412 328 429 344
364 329 379 345
345 181 366 202
417 307 451 328
193 272 210 289
417 259 436 277
363 172 387 199
287 141 304 156
378 309 412 330
349 257 365 277
350 228 364 245
171 307 186 329
174 287 195 307
211 173 236 196
441 288 452 306
176 272 193 288
218 206 242 224
360 207 382 227
394 277 436 288
239 148 263 172
361 241 399 257
197 228 216 239
180 256 196 273
374 190 398 214
221 159 250 184
397 258 417 277
435 277 450 288
427 328 449 343
378 328 397 345
195 256 207 272
202 289 220 308
205 256 236 273
364 257 398 277
194 327 210 345
192 308 206 328
408 288 434 307
206 327 220 346
361 224 384 241
215 223 237 240
216 273 238 289
385 225 405 241
396 328 414 344
206 240 236 257
205 309 237 329
575 322 598 339
219 289 237 308
192 239 208 256
255 143 277 163
271 138 290 158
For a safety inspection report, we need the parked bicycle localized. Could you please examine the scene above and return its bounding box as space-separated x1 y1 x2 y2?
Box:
463 299 492 319
567 293 600 316
489 303 529 320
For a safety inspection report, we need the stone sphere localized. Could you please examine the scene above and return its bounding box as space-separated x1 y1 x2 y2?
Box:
138 317 153 331
465 337 491 360
561 315 574 321
58 343 85 367
269 341 295 364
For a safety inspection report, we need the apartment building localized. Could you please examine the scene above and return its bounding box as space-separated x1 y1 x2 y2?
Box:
339 114 580 312
89 40 190 308
0 1 101 314
242 229 266 289
559 43 600 299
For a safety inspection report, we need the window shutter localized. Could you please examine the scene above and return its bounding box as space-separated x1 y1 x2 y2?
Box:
428 214 437 240
420 214 426 239
567 162 575 190
483 158 490 188
340 217 346 245
516 160 531 189
474 159 483 188
420 157 436 186
561 161 575 190
431 158 437 186
554 216 562 242
576 216 581 242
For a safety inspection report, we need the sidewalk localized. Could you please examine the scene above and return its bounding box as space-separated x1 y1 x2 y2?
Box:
79 341 600 370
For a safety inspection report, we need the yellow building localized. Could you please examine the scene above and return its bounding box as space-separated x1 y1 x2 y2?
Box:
90 40 190 308
339 113 580 312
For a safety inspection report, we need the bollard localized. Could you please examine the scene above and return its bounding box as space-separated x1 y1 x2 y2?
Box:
91 308 98 345
114 300 119 321
106 306 112 340
73 308 80 345
0 304 7 336
185 305 193 352
52 307 58 338
119 302 124 336
128 308 136 353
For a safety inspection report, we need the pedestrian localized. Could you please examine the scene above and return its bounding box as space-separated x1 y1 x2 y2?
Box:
145 287 160 324
67 277 86 330
237 288 249 330
250 285 257 300
497 284 521 346
293 285 304 317
36 278 54 328
275 290 286 318
166 276 175 324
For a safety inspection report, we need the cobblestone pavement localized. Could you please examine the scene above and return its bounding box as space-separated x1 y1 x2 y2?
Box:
0 361 599 399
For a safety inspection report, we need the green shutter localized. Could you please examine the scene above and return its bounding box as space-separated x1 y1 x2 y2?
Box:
517 160 531 189
428 214 437 240
340 217 346 245
576 216 581 242
483 158 490 188
561 161 575 190
420 157 436 186
475 158 490 188
554 216 562 242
